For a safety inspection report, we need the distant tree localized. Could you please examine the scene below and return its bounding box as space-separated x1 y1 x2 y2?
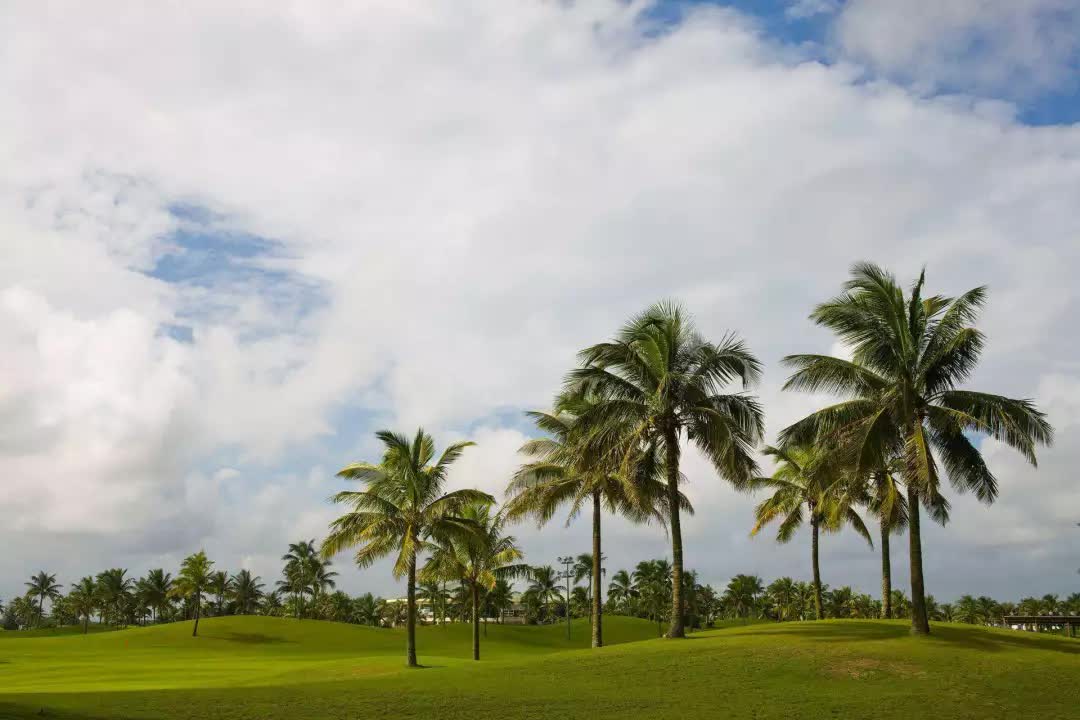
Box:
230 570 264 615
95 569 135 628
208 571 231 616
280 540 318 620
261 588 284 617
766 577 799 622
172 551 213 637
526 565 562 625
634 559 673 635
68 577 97 634
486 579 515 624
722 574 764 620
25 571 62 627
606 570 637 615
322 428 490 667
351 593 382 626
137 570 173 623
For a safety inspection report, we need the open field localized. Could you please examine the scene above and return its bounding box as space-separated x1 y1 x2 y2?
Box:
1 617 1077 719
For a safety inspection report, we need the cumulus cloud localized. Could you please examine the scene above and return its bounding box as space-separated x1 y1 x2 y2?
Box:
1 1 1079 599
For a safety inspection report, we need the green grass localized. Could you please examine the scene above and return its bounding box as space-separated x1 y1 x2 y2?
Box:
1 616 1077 719
0 625 114 639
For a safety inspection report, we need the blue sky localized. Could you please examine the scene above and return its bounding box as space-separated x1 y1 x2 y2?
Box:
3 0 1079 604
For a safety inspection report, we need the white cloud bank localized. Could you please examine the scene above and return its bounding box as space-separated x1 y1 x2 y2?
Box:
1 1 1079 599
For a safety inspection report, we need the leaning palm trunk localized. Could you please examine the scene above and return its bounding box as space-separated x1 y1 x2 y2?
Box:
810 516 823 620
591 491 603 648
407 552 419 666
665 430 685 638
907 485 930 634
471 584 480 661
192 592 201 637
880 518 892 619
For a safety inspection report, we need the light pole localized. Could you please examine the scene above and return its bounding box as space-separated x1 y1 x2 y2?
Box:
557 555 574 640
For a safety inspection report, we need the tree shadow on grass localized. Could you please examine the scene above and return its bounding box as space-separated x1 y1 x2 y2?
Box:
206 632 294 645
759 621 1080 655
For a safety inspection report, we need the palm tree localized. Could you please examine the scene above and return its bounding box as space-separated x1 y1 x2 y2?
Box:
172 551 213 637
137 569 173 623
261 588 284 617
766 577 799 622
321 428 491 667
351 593 382 626
507 393 677 648
95 569 134 628
230 570 264 614
310 559 338 602
422 502 527 660
526 566 562 624
25 572 62 627
486 578 515 623
418 580 445 626
208 571 231 616
606 570 637 615
633 559 672 634
280 540 318 620
747 444 872 619
779 264 1053 634
865 464 907 619
568 302 764 637
68 577 97 634
722 574 764 620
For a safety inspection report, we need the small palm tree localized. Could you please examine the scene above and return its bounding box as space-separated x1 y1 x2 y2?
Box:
95 569 134 628
606 570 637 615
486 579 515 624
722 574 764 620
208 571 231 616
261 588 284 617
422 503 527 660
172 551 213 637
634 559 673 635
321 428 491 667
780 264 1053 634
747 444 872 619
25 572 62 627
568 302 765 637
137 570 173 623
230 570 264 614
69 577 97 634
280 540 318 620
766 577 799 622
526 566 562 624
351 593 382 626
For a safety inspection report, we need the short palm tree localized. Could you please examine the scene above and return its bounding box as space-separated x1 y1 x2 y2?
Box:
722 574 764 620
506 392 677 647
95 569 134 628
421 502 527 660
633 559 672 635
208 571 231 616
606 569 637 614
486 578 515 623
172 551 213 637
69 577 97 634
280 540 318 620
568 301 764 637
351 593 382 626
25 571 62 627
321 428 491 667
137 569 173 623
747 444 872 619
230 570 264 614
780 263 1053 634
526 566 562 624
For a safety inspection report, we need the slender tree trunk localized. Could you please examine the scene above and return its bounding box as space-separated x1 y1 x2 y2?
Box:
811 515 823 620
83 614 89 635
664 427 685 638
591 491 603 648
880 517 892 619
192 593 201 637
406 551 419 667
471 583 480 661
907 484 930 635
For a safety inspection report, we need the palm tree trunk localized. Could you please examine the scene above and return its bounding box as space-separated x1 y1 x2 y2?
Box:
811 515 823 620
880 517 892 619
664 427 685 638
192 593 201 637
591 490 603 649
471 583 480 661
406 551 419 667
907 484 931 635
83 614 89 635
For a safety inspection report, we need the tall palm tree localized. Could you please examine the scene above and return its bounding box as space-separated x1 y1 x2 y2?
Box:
779 263 1053 634
507 393 677 648
526 565 562 624
172 551 213 637
310 559 338 603
633 559 673 634
25 572 62 627
68 577 97 634
747 444 872 619
230 570 264 615
422 502 527 660
280 540 318 620
568 301 764 637
321 428 491 667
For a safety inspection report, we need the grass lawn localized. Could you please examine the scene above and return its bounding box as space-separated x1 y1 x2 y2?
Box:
0 616 1076 719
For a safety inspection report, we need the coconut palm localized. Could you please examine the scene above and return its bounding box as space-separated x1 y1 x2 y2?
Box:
208 571 231 616
261 588 284 617
280 540 318 620
526 565 562 624
507 392 680 648
766 577 799 622
606 569 637 614
230 570 264 614
747 444 872 619
136 569 173 623
486 578 515 623
321 428 491 667
421 502 527 660
95 569 134 628
779 264 1053 634
568 301 764 637
351 593 382 626
634 559 672 635
172 551 213 637
722 574 764 620
25 571 62 627
68 577 97 634
418 580 447 626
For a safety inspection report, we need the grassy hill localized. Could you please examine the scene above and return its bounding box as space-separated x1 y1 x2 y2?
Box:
0 616 1077 719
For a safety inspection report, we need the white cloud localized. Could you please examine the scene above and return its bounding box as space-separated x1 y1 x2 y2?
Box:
1 1 1079 600
832 0 1080 96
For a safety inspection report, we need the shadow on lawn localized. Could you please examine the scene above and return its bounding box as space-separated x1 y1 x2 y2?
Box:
753 621 1080 655
204 632 295 645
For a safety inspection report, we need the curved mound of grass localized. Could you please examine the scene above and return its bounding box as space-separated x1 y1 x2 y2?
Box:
1 618 1077 719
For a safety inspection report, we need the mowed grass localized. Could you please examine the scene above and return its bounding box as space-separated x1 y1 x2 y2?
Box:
1 617 1077 720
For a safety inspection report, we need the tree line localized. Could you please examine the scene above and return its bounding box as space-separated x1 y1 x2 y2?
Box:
5 264 1059 668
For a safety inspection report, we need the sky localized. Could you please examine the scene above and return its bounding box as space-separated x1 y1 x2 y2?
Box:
3 0 1079 604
